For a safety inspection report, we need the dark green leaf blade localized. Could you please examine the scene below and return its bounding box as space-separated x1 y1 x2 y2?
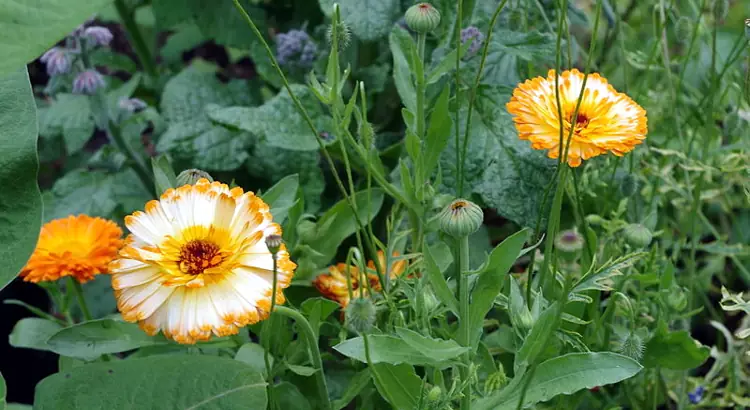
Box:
371 363 421 410
643 330 710 370
46 319 164 360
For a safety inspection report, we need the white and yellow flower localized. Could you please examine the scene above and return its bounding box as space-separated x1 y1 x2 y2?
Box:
110 178 295 344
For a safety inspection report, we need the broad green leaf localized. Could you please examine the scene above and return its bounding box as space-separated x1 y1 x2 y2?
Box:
0 0 110 75
331 369 371 410
9 318 61 352
395 327 469 362
334 335 457 366
286 364 318 377
423 84 452 178
371 363 421 410
424 243 459 315
235 342 269 377
475 352 642 410
39 94 94 154
272 382 311 410
0 69 42 290
151 155 177 197
34 355 267 410
514 302 560 374
300 297 340 339
261 174 299 223
192 0 266 48
469 229 528 347
161 66 235 124
46 319 164 361
389 28 417 112
339 0 398 41
643 330 710 370
192 127 252 171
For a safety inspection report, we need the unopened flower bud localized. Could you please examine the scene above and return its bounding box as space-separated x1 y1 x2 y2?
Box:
297 219 317 244
40 47 72 76
555 229 584 254
265 234 283 255
72 69 105 95
83 26 113 47
618 332 644 361
438 199 483 238
619 174 639 197
585 214 605 226
326 21 351 51
426 385 441 402
667 287 688 312
404 3 441 34
623 223 652 248
344 297 376 333
176 169 213 186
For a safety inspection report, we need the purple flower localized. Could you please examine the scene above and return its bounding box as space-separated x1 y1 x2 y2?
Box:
83 26 113 47
72 69 105 95
118 97 147 113
688 386 705 404
276 29 317 68
40 47 72 76
461 26 485 57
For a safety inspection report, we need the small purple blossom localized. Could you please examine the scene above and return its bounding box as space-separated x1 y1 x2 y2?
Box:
461 26 485 57
83 26 113 47
72 69 105 95
118 97 147 113
688 386 705 404
40 47 72 76
276 29 318 68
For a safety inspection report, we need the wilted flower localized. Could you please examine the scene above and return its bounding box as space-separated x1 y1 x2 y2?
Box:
461 26 484 57
72 69 105 95
118 97 147 113
110 178 296 344
276 29 318 67
20 215 123 283
507 69 647 167
313 251 407 308
40 47 72 76
83 26 113 47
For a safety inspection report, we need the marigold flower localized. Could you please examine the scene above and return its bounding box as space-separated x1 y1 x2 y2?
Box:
109 178 296 344
313 251 407 307
506 69 647 167
20 215 123 283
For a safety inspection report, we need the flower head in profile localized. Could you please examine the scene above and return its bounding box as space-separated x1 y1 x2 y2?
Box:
72 69 105 95
20 215 123 283
83 26 113 47
110 178 296 344
40 47 73 76
313 251 407 307
507 69 647 167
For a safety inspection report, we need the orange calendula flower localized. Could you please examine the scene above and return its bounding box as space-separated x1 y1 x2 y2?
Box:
109 178 296 344
313 251 407 307
506 69 647 167
20 215 123 283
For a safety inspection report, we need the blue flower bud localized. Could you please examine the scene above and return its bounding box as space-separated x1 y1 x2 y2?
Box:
40 47 73 76
83 26 113 47
72 69 105 95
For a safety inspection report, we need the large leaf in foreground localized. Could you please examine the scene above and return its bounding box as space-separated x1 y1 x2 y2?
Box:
46 319 164 361
474 352 642 410
34 355 267 410
0 0 110 75
643 330 710 370
0 69 42 290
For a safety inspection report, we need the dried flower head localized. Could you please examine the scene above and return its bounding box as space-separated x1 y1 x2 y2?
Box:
507 69 647 167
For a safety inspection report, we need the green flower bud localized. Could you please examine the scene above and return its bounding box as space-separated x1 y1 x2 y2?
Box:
265 234 283 255
619 174 639 197
667 287 688 312
618 332 644 361
745 19 750 39
585 214 605 226
404 3 441 33
426 385 441 402
176 169 213 186
623 223 652 248
297 219 317 244
483 365 508 394
438 199 483 238
344 297 376 333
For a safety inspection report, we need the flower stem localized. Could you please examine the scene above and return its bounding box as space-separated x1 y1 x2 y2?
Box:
457 234 471 410
113 0 159 87
274 306 331 410
263 253 279 407
537 165 569 292
69 278 92 322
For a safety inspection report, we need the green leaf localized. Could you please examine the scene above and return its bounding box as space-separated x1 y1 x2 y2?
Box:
9 318 62 352
272 382 311 410
192 127 252 171
371 363 421 410
191 0 266 48
1 370 6 410
261 174 299 224
395 327 469 362
0 69 42 290
571 253 646 304
389 28 417 112
46 319 164 361
424 243 459 315
0 0 111 75
333 335 456 366
338 0 398 41
286 364 318 377
39 94 95 154
235 342 269 377
469 229 528 347
508 276 532 336
151 155 177 197
475 352 643 410
34 355 267 410
643 330 710 370
300 297 340 339
514 302 560 374
331 369 371 410
423 84 452 178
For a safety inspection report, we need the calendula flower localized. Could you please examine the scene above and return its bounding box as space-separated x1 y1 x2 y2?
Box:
20 215 123 283
313 251 407 307
506 69 647 167
110 178 296 344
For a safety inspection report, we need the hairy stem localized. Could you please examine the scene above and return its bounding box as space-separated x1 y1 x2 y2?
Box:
457 235 471 410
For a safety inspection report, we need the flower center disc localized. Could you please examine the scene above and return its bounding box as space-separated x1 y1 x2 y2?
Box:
178 240 223 275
